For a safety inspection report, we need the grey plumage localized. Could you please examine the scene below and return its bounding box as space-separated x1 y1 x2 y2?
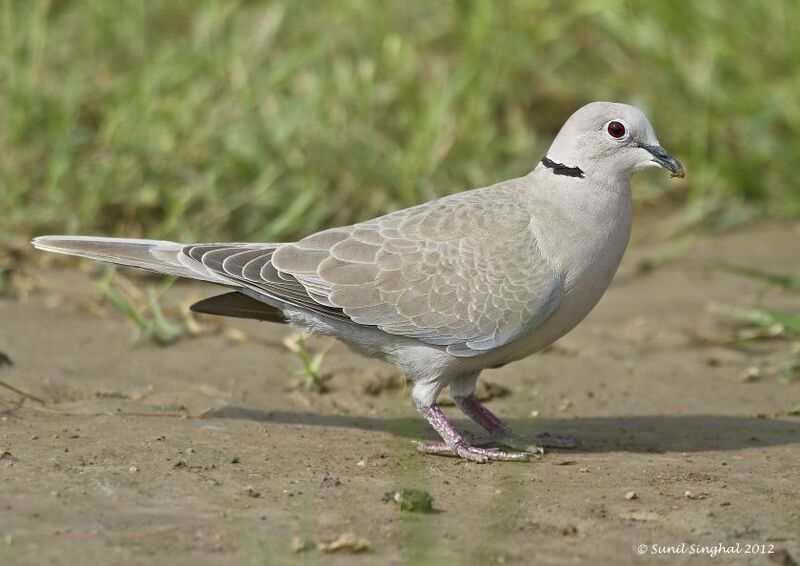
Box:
33 101 684 461
34 182 564 358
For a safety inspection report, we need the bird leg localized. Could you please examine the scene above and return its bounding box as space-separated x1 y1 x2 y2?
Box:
416 405 530 462
453 394 579 451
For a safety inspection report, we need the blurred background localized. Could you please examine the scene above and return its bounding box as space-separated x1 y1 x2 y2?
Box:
1 4 799 562
1 0 799 249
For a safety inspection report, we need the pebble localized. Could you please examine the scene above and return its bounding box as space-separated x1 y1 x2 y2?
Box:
685 490 708 500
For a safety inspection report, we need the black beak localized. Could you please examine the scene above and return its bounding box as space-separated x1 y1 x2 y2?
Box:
639 144 685 178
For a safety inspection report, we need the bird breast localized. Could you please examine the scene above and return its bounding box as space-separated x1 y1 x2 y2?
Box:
483 182 633 366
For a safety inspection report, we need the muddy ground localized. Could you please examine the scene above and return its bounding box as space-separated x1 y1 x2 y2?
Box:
1 223 798 565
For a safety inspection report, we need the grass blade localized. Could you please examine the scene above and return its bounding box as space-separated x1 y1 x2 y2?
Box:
713 263 800 292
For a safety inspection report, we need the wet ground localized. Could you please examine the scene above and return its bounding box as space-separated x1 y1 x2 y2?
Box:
1 223 798 565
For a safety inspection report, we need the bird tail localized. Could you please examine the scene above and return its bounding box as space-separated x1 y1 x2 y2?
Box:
31 235 224 283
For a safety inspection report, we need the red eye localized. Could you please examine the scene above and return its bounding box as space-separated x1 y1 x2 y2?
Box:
607 121 626 138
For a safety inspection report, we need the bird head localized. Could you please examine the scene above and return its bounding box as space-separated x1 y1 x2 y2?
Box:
543 101 684 180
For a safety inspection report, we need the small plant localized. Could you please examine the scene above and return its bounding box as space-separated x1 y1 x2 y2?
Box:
97 268 185 346
0 377 45 405
708 264 800 393
707 303 800 341
785 401 800 416
282 332 333 393
709 264 800 342
0 351 46 405
383 488 434 513
714 263 800 292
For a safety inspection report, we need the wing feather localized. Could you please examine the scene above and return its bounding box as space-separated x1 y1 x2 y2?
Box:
166 180 564 357
268 185 565 356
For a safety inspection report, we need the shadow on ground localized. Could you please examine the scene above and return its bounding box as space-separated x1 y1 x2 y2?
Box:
204 407 799 453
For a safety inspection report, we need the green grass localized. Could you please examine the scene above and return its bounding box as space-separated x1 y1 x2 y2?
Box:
707 264 800 390
96 268 187 345
282 332 333 392
1 0 799 249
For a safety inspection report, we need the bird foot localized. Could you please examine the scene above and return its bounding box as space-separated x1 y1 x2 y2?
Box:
416 441 532 463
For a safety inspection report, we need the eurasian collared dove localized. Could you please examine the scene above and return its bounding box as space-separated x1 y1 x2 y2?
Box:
33 101 684 462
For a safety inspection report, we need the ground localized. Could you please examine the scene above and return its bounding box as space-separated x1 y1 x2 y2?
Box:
1 223 798 566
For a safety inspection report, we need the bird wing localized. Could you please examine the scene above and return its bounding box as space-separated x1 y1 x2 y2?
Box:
186 187 565 357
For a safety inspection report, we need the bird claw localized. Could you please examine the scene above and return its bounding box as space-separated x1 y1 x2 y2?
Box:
492 435 546 455
415 441 532 463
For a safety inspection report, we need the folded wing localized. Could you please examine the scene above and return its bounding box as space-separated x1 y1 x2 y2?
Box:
187 191 565 357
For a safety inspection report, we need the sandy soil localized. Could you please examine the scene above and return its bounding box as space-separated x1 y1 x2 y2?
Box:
1 223 798 565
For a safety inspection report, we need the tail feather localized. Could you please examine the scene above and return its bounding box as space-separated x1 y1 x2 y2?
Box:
32 235 224 283
190 291 287 323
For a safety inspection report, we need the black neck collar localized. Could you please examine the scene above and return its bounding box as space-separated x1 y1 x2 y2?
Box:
541 156 584 179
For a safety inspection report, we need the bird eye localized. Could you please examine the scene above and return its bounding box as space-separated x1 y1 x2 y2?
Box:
607 121 626 138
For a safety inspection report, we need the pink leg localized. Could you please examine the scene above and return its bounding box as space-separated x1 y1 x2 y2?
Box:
454 394 579 450
453 394 511 435
417 405 530 462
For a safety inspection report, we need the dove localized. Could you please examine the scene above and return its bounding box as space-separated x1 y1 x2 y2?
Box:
33 101 684 462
